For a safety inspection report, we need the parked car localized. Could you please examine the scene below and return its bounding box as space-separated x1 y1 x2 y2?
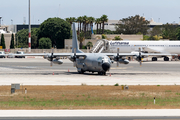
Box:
7 53 15 58
0 51 6 58
15 51 25 58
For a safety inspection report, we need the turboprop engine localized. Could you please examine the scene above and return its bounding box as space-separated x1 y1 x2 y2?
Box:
52 59 63 65
118 59 129 64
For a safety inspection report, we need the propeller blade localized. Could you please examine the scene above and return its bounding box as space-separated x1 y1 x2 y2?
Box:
116 48 120 67
140 60 142 66
139 48 142 66
51 61 52 67
73 48 76 67
50 48 54 67
117 48 119 56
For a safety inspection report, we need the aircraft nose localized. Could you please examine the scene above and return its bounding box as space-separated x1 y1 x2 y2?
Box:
102 62 110 71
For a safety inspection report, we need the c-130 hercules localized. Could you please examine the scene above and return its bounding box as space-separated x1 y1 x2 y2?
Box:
12 23 177 75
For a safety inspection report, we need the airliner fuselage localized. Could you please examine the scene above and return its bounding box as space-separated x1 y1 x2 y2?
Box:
109 41 180 54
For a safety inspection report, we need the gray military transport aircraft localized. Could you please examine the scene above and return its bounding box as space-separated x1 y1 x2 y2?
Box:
11 23 177 75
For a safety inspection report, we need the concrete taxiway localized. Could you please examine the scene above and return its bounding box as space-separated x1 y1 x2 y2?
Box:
1 117 180 120
1 110 180 117
0 58 180 85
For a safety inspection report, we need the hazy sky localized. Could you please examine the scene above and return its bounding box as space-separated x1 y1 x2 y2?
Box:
1 0 180 25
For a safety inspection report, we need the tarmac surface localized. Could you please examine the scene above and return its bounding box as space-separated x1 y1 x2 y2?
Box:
0 58 180 85
1 58 180 118
0 117 180 120
1 109 180 116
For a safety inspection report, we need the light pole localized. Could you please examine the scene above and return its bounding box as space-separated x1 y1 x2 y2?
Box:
11 19 13 25
28 0 31 53
17 33 18 48
0 17 1 26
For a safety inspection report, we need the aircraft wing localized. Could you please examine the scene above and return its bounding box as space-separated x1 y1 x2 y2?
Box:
99 53 136 57
10 53 136 58
10 52 177 59
11 53 74 57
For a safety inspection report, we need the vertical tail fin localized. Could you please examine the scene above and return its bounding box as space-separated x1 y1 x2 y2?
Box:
72 22 83 53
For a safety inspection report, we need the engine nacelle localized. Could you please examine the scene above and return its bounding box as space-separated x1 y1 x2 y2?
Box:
118 59 129 64
68 56 75 62
43 55 49 59
134 56 140 62
52 59 63 65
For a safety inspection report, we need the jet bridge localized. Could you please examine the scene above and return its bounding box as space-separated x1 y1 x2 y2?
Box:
90 39 109 53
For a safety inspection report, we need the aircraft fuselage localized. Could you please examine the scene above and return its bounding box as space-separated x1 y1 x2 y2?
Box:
109 41 180 54
75 53 111 74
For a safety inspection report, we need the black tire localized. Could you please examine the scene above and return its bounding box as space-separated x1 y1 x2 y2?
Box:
98 72 101 75
152 57 157 61
164 57 169 61
81 69 84 74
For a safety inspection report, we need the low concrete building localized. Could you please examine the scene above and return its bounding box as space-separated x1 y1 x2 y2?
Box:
65 34 143 49
92 34 143 41
65 39 98 49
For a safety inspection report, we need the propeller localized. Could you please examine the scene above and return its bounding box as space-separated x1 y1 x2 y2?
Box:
50 48 54 67
116 48 120 67
138 48 142 66
73 48 76 67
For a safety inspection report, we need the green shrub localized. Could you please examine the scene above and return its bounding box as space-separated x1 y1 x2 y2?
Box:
114 83 119 86
114 36 122 40
39 37 52 49
81 45 87 49
102 34 107 39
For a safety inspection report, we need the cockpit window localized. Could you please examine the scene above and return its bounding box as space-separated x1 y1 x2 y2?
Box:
102 56 110 63
97 57 103 61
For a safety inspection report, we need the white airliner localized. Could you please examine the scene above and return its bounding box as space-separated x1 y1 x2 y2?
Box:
108 41 180 61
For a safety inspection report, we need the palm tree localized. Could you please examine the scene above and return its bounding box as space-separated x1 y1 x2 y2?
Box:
82 15 88 37
65 18 70 23
77 16 83 32
88 17 95 35
95 18 100 34
99 18 102 34
100 15 108 34
65 17 76 25
79 32 85 49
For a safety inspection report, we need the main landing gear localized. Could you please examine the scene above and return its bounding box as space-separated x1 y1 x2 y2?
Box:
164 57 169 61
98 72 106 75
152 57 169 61
78 69 84 74
152 57 157 61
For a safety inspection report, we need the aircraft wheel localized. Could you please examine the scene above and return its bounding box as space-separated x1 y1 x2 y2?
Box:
81 70 84 74
152 57 157 61
164 57 169 61
98 72 104 75
178 56 180 60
